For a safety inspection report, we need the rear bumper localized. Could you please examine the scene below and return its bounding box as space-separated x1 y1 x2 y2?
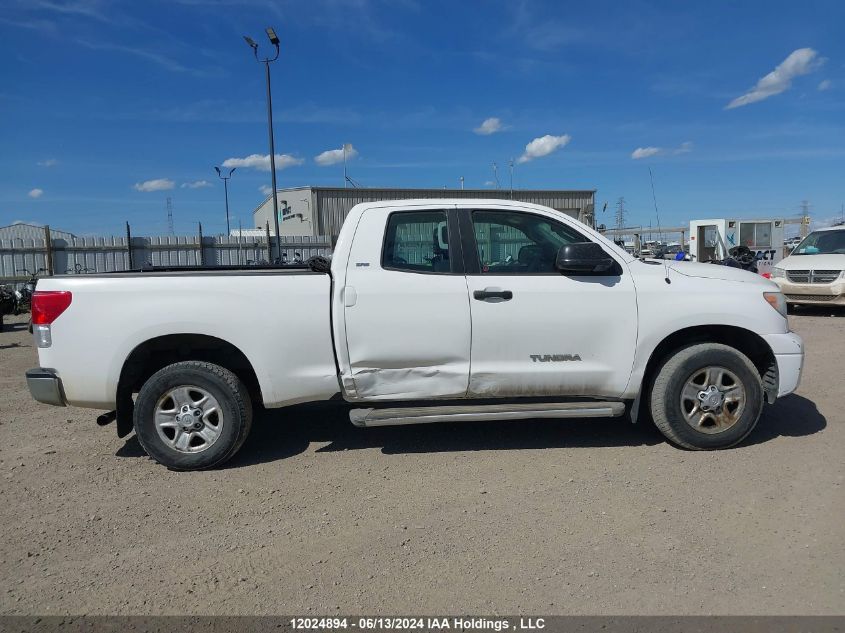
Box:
762 332 804 398
26 368 67 407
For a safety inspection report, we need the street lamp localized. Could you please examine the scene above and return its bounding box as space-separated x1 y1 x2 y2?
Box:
214 166 236 235
244 26 283 263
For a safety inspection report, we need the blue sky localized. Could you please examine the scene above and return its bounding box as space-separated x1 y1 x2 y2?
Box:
1 0 844 236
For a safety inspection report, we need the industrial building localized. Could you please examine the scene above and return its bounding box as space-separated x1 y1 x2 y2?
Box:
0 223 77 242
251 187 596 239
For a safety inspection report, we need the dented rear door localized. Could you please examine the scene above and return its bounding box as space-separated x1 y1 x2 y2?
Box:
340 205 471 400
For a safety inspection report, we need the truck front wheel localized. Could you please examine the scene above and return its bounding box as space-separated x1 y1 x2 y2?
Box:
649 343 763 450
133 361 253 470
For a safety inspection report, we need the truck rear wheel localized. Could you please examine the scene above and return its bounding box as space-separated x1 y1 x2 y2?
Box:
649 343 763 450
133 361 253 470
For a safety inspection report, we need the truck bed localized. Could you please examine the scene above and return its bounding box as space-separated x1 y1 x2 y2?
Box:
35 270 339 409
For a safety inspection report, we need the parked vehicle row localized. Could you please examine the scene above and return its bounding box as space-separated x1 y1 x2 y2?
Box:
771 226 845 307
0 268 44 331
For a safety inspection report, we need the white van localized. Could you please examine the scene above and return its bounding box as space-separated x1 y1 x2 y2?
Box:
771 225 845 306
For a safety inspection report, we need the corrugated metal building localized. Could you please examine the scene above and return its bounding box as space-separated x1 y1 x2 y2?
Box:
0 223 77 242
252 187 596 239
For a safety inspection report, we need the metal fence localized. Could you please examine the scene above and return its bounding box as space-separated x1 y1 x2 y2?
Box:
0 225 332 288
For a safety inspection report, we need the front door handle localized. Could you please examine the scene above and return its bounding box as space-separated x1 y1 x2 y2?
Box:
473 287 513 303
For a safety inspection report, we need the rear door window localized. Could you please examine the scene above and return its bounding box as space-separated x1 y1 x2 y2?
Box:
382 210 453 273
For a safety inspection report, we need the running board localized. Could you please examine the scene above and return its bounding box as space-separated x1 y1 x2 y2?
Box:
349 401 625 427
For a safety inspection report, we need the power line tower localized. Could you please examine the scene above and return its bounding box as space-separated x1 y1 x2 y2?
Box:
615 197 627 232
166 197 174 236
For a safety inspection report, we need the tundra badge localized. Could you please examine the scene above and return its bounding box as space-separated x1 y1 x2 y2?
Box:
530 354 582 362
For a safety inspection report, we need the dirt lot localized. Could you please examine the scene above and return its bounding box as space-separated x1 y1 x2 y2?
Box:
0 310 842 615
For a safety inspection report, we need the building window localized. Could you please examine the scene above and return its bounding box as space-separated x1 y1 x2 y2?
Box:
739 222 772 248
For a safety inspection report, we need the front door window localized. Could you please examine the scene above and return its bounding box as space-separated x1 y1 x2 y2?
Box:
471 209 586 274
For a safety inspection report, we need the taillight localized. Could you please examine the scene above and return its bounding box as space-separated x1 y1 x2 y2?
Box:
31 291 72 325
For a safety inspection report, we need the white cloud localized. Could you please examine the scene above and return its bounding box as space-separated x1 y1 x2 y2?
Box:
37 158 58 167
133 178 175 192
517 134 571 163
28 188 44 198
259 185 273 196
631 147 661 160
818 79 832 91
180 180 212 189
726 48 824 109
631 141 693 160
222 153 303 171
314 143 358 166
484 180 496 187
474 117 505 135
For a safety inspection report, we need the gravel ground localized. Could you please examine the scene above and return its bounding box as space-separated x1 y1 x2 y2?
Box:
0 310 842 615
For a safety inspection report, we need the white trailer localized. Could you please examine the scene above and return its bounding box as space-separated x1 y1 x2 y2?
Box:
689 218 785 275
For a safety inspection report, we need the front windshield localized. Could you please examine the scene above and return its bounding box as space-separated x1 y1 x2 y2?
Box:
793 229 845 255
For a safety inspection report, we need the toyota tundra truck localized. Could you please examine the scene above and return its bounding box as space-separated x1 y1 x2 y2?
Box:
25 199 804 470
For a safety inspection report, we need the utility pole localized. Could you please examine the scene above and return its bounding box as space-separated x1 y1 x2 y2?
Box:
238 218 243 265
244 27 283 263
166 197 174 236
509 158 514 199
343 144 349 188
649 167 662 242
800 199 811 238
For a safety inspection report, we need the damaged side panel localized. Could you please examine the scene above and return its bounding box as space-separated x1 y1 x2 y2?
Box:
350 362 471 401
339 204 472 401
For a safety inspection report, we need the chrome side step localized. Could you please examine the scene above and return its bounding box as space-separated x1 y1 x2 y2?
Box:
349 401 625 427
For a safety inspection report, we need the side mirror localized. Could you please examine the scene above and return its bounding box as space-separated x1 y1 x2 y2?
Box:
555 242 616 274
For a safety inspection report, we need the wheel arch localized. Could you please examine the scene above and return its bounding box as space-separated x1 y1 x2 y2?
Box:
640 325 778 407
117 334 262 434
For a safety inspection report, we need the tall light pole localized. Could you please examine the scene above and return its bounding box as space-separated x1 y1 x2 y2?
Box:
244 27 282 263
214 166 236 235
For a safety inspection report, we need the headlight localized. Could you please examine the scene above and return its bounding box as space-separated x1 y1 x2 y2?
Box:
771 267 785 279
763 292 787 318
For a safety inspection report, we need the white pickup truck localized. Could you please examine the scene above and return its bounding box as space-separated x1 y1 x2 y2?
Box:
26 199 804 470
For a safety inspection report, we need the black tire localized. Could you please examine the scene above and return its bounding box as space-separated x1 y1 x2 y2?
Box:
133 361 253 470
649 343 763 450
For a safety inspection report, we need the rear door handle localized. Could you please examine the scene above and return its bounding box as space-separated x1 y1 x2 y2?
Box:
473 287 513 303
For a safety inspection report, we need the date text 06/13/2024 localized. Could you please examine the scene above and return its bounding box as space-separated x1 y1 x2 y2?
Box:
289 617 546 631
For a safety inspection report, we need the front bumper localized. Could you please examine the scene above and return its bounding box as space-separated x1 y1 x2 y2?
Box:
761 332 804 398
26 368 67 407
772 278 845 305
